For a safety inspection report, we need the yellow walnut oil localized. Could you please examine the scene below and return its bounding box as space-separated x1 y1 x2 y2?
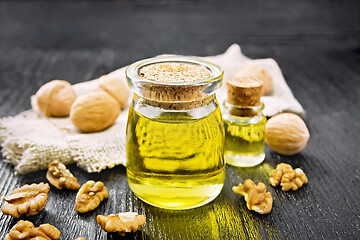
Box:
223 115 266 167
126 105 225 210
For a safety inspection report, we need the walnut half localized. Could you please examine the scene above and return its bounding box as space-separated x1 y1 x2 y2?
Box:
75 180 108 213
46 160 80 190
269 163 308 191
269 163 293 187
5 220 60 240
2 182 50 218
233 179 273 214
97 212 146 236
281 168 308 191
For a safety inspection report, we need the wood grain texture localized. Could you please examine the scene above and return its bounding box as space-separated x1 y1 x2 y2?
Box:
0 0 359 239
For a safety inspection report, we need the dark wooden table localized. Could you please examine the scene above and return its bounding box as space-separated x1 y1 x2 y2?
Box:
0 1 359 239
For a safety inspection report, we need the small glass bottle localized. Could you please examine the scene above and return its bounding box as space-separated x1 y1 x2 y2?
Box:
222 76 266 167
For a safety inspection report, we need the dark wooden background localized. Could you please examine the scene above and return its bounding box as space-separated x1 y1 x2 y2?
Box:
0 0 359 239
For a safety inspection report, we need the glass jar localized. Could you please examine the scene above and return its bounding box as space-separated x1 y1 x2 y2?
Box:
125 56 225 210
222 101 266 167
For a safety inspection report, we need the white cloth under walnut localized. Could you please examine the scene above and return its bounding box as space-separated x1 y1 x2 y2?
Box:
0 44 304 174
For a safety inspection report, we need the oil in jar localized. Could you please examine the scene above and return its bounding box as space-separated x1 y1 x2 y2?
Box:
126 104 225 210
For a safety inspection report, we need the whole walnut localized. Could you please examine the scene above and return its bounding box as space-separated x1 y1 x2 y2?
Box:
70 92 120 133
265 113 310 155
98 74 130 109
36 80 77 117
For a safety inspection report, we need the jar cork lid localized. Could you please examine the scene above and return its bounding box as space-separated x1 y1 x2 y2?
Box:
126 56 223 110
139 62 211 83
226 76 263 107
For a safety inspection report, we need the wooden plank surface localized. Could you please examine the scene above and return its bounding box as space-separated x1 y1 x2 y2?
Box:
0 1 359 239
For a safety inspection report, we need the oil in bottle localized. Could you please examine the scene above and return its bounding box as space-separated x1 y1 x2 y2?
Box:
223 76 266 167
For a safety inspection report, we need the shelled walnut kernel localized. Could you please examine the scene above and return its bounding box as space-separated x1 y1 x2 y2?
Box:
269 163 308 191
75 180 108 213
46 160 80 190
280 168 308 191
5 220 60 240
97 212 146 236
2 182 50 218
233 179 273 214
269 163 293 187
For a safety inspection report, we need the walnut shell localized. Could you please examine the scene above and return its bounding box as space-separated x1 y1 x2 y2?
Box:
98 74 130 109
265 113 310 155
70 92 120 133
36 80 77 117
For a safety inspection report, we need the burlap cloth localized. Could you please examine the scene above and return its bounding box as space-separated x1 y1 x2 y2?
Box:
0 44 304 174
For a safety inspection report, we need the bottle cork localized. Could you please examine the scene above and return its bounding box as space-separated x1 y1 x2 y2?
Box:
226 76 263 116
235 64 273 96
227 76 263 106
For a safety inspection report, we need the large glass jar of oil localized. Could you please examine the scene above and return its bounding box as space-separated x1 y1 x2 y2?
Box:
125 56 225 210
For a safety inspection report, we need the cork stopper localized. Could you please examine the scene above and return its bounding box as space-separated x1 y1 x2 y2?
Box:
139 62 211 83
235 64 273 96
138 62 212 110
127 56 223 110
226 76 263 107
